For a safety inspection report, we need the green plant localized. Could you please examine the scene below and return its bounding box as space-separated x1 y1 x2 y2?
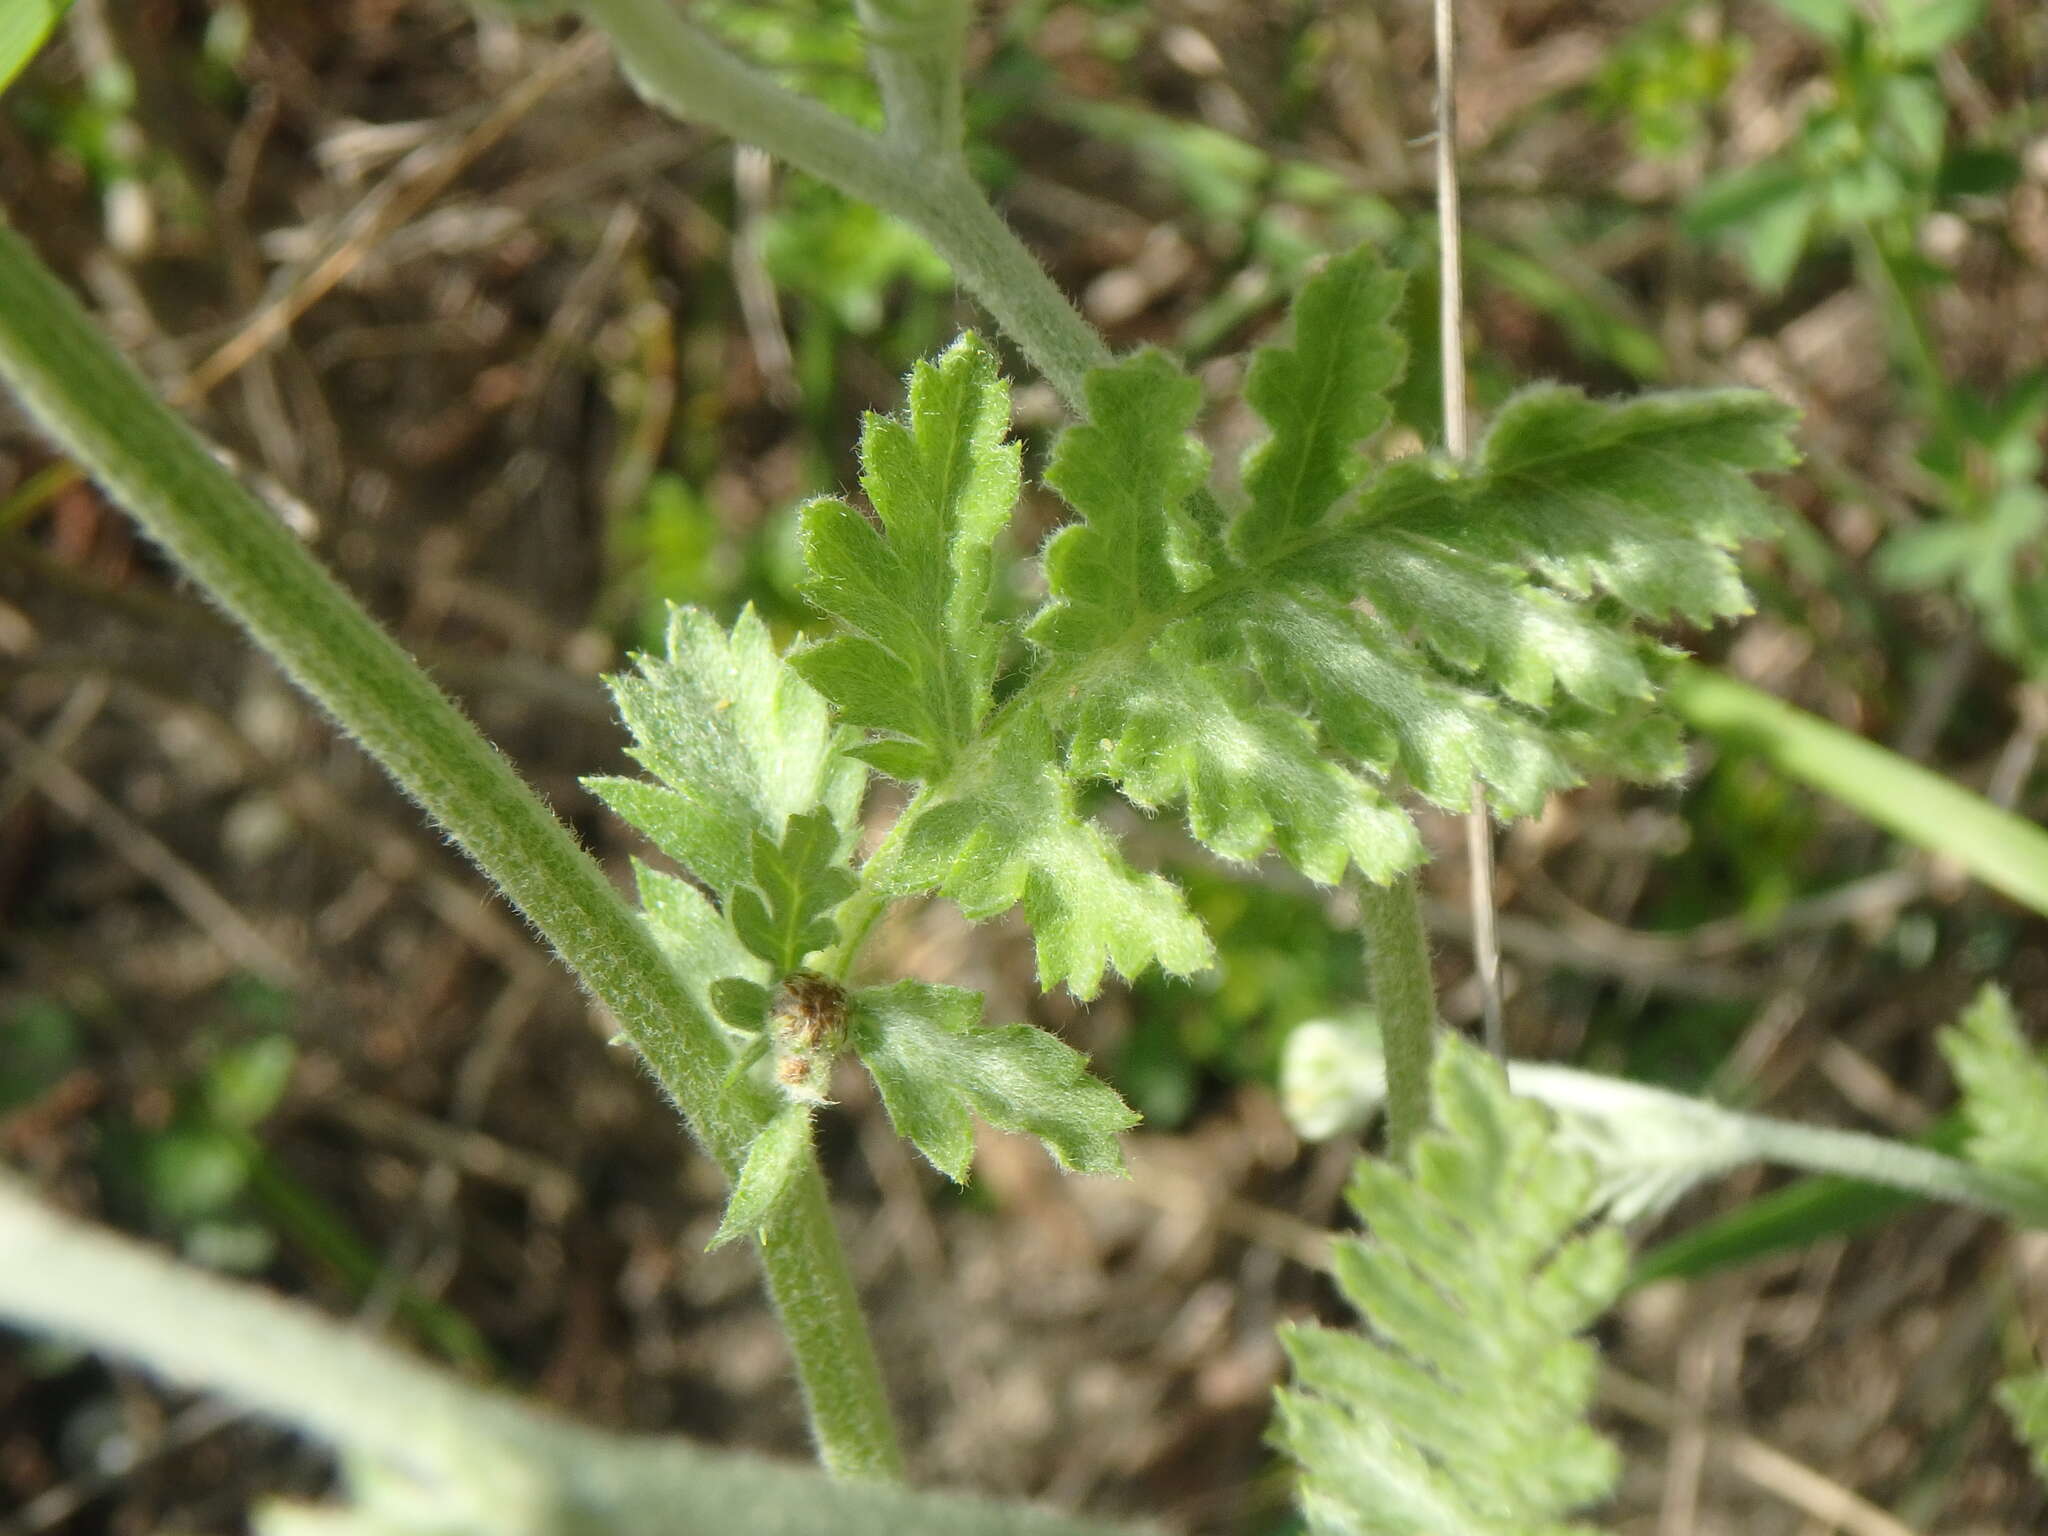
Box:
3 1 2048 1531
1684 0 2048 678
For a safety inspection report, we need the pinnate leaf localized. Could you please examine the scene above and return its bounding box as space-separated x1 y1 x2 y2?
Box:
1029 348 1212 655
587 604 863 898
850 979 1139 1181
1276 1036 1626 1536
793 249 1794 995
728 808 860 972
793 333 1019 781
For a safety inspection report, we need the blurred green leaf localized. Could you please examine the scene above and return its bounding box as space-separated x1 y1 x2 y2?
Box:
1766 0 1858 44
142 1125 249 1227
1941 985 2048 1188
1669 664 2048 917
0 1000 80 1114
202 1035 296 1130
0 0 70 98
1883 0 1984 60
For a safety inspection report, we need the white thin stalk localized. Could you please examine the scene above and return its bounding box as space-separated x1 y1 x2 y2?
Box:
1431 0 1504 1056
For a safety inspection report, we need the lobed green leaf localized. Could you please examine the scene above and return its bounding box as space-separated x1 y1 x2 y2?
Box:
1275 1036 1625 1536
728 807 861 973
850 979 1139 1180
885 716 1214 997
793 333 1019 782
587 604 863 899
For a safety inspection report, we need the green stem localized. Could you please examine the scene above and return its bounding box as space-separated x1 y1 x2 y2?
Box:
1359 873 1437 1159
855 0 970 156
1667 661 2048 920
0 1175 1134 1536
574 0 1110 405
0 222 901 1482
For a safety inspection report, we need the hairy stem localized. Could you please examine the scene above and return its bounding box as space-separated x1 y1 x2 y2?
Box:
856 0 970 156
1360 873 1437 1159
0 1176 1132 1536
0 222 900 1482
575 0 1109 404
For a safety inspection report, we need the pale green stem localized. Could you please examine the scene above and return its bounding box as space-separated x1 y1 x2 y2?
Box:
0 1175 1138 1535
1668 661 2048 920
0 222 900 1482
574 0 1110 404
1502 1061 2048 1225
1359 873 1437 1160
855 0 970 156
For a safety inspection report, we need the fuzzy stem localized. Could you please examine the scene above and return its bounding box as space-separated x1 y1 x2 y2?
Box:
0 1176 1133 1536
1503 1061 2048 1226
856 0 970 157
0 222 901 1482
1360 873 1437 1159
574 0 1110 406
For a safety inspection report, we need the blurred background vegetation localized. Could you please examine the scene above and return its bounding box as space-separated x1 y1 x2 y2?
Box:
1 0 2045 1531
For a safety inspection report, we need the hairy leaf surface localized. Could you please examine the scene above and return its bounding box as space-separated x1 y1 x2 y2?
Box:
793 334 1019 781
710 1101 812 1250
1276 1036 1626 1536
884 717 1214 996
728 808 860 973
850 979 1138 1180
587 604 863 898
795 249 1794 995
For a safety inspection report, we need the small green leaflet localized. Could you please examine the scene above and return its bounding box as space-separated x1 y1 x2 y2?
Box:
793 333 1018 783
728 808 859 973
634 861 766 1019
586 604 863 900
709 1100 812 1250
1940 983 2048 1190
849 980 1138 1181
1275 1036 1626 1536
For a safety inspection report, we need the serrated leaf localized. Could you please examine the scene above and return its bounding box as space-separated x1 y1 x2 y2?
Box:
1371 386 1793 625
792 250 1794 991
1233 250 1405 556
1029 348 1211 656
587 605 863 898
1940 984 2048 1189
708 1101 812 1250
884 712 1214 998
1068 640 1422 882
849 980 1138 1180
792 333 1019 781
634 862 768 1016
1276 1036 1626 1536
728 808 860 972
